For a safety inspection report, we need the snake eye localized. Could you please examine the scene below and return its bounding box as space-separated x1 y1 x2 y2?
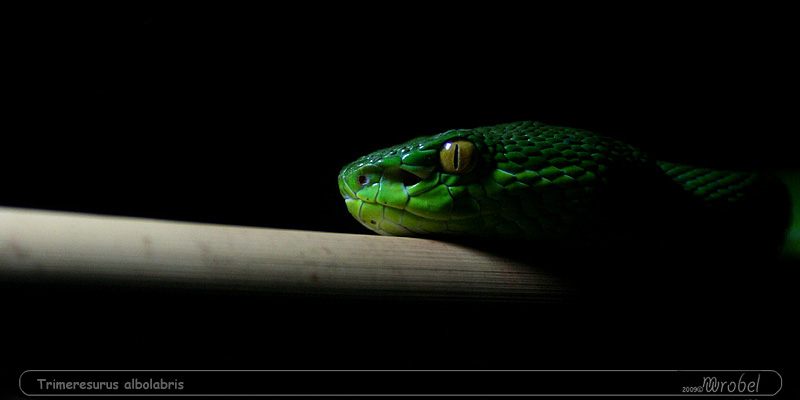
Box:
440 140 477 174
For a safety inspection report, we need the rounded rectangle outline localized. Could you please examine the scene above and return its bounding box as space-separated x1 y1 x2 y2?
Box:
19 369 782 396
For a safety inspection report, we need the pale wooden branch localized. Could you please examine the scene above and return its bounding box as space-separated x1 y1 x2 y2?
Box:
0 207 573 302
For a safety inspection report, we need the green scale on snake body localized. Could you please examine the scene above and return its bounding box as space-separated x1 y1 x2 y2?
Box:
338 121 789 243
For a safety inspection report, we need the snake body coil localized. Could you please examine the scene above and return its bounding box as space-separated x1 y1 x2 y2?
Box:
338 121 788 244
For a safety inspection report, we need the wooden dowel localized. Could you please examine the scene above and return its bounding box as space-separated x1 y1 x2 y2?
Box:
0 207 573 302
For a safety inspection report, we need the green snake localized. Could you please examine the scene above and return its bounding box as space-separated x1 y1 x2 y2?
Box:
338 121 789 244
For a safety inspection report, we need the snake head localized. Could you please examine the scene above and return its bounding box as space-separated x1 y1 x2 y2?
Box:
338 121 628 240
338 129 489 237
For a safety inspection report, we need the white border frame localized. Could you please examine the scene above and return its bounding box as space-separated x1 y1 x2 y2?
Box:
18 370 783 397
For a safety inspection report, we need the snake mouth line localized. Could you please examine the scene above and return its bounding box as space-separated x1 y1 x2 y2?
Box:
346 198 435 236
345 197 489 237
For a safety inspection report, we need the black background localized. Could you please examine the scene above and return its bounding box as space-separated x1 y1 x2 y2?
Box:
1 8 797 398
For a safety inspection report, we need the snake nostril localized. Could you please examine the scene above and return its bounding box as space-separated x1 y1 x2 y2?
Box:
357 175 369 186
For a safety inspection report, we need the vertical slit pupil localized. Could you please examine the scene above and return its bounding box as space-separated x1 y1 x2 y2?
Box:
453 143 460 170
